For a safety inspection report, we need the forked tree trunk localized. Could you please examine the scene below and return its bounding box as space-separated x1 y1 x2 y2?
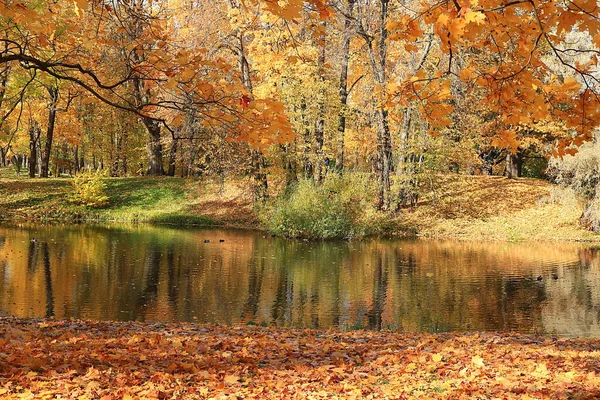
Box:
143 116 164 176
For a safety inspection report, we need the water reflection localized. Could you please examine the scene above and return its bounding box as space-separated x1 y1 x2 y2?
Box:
0 224 600 336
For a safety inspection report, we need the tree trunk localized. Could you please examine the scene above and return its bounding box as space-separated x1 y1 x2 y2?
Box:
336 0 355 173
29 121 41 178
505 150 522 179
314 21 326 183
73 146 79 173
282 143 298 191
41 86 58 178
375 107 392 210
237 32 268 200
167 136 177 177
143 116 164 175
300 101 313 178
581 196 600 232
362 0 392 210
251 150 268 201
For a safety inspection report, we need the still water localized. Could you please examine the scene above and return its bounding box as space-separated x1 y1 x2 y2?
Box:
1 224 600 336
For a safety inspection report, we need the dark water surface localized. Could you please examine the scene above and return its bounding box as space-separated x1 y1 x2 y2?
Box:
1 224 600 336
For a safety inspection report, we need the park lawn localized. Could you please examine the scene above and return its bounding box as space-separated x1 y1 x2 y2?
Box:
1 317 600 399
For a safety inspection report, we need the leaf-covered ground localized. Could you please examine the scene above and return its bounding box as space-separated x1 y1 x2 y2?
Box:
2 318 600 399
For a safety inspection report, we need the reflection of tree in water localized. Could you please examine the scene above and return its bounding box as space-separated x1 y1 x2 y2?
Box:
377 244 549 333
367 250 388 330
42 242 55 318
27 240 39 273
271 267 292 326
241 254 266 321
540 247 600 336
136 243 161 318
25 239 54 318
3 225 599 334
265 240 350 328
166 246 180 314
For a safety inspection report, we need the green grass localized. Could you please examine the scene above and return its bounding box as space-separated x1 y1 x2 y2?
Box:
0 169 218 226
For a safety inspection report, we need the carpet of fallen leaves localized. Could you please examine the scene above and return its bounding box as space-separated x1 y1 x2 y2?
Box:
2 318 600 399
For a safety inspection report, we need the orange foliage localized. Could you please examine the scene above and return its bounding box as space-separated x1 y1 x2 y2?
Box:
2 317 600 398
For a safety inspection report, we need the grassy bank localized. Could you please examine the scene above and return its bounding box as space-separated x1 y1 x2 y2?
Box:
1 167 598 241
0 168 258 228
1 317 600 399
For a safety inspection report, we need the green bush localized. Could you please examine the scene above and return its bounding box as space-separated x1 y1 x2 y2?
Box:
260 174 386 239
71 169 110 208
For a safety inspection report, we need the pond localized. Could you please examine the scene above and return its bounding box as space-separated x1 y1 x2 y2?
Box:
0 224 599 336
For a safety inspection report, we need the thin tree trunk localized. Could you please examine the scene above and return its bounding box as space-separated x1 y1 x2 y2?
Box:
29 121 40 178
361 0 392 210
73 146 79 173
337 0 355 173
301 101 313 178
282 143 298 191
251 149 268 201
237 33 268 199
314 21 327 183
375 107 392 210
41 86 58 178
167 136 177 177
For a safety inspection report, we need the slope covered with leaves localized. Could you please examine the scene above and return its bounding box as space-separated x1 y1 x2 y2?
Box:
1 317 600 399
394 175 597 241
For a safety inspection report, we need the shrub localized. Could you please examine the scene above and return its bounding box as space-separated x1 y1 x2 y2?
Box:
72 169 110 208
260 174 386 239
547 142 600 199
547 141 600 232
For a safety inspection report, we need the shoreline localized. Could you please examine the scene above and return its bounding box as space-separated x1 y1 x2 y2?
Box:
1 173 599 242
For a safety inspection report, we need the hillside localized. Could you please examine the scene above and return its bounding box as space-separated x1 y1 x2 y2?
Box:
392 174 597 241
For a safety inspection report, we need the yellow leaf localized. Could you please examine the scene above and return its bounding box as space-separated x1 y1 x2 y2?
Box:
471 355 484 367
73 0 87 16
463 10 485 25
224 374 239 384
431 353 442 363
